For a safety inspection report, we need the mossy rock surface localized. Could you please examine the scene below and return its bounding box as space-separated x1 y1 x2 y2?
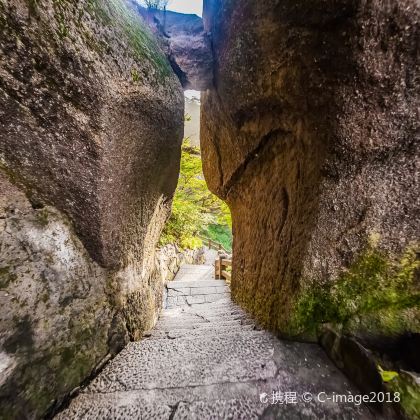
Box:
288 243 420 341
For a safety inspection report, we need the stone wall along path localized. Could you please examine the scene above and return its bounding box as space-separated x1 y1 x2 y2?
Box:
56 264 374 419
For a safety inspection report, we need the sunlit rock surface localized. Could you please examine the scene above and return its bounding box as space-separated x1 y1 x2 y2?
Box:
201 0 420 339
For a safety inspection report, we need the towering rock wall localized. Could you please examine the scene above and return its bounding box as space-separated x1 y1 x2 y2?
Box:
201 0 419 342
129 1 213 91
0 0 183 417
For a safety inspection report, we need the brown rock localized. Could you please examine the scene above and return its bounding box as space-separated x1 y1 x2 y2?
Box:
201 0 420 333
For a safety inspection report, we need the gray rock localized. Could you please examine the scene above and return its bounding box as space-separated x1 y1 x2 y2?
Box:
0 1 184 417
0 172 128 418
319 325 383 395
0 0 183 269
129 1 213 90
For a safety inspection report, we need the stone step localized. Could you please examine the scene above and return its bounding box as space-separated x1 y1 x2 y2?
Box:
166 293 230 307
155 318 255 331
163 306 245 318
167 285 230 297
167 279 227 289
177 264 213 270
57 261 375 420
58 383 372 420
56 394 265 420
147 324 258 339
85 331 278 393
162 299 243 314
166 308 244 318
159 307 244 319
158 311 251 325
170 265 215 283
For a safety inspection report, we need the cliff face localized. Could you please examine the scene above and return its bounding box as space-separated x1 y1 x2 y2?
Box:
129 1 213 90
158 8 213 90
0 0 183 417
201 0 419 340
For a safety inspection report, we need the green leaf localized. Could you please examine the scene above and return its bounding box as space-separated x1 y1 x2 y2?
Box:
378 366 399 382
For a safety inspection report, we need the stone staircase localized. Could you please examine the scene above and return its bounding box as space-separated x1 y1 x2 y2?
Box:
165 264 229 308
56 264 373 419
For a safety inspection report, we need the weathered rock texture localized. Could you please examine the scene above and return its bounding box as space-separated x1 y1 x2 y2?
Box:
201 0 419 341
130 1 213 90
0 0 183 269
0 174 202 418
0 0 183 418
0 172 129 419
159 9 213 90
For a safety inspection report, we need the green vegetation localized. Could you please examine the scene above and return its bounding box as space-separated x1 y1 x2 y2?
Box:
290 239 420 337
44 0 172 79
35 208 50 227
160 140 232 250
387 371 420 419
97 0 172 79
131 68 140 82
26 0 39 16
203 223 232 253
378 366 399 382
142 0 169 10
0 266 17 289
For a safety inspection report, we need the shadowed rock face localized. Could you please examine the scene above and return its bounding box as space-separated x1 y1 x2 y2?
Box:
0 174 204 419
130 1 213 90
201 0 419 337
0 0 183 417
161 10 213 90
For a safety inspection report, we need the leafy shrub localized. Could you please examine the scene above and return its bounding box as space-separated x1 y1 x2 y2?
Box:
160 140 232 250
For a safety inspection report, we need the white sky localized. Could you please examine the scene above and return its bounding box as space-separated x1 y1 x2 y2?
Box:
184 90 201 100
167 0 203 16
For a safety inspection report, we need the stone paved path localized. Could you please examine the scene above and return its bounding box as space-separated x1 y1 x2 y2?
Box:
57 264 373 419
202 246 219 265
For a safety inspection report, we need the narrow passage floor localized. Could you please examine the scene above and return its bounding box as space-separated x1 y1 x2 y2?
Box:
57 264 373 419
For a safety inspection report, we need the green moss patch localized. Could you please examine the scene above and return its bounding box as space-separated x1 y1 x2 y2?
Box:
0 266 17 289
289 243 420 338
85 0 172 80
385 371 420 419
34 208 50 227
